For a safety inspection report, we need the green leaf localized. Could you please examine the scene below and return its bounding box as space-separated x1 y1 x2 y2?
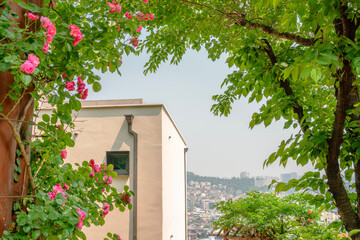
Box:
76 230 87 240
110 171 117 178
1 29 15 40
316 55 332 65
66 43 72 52
101 64 107 73
11 0 42 12
56 198 64 205
21 74 32 86
310 68 321 83
119 205 125 212
65 138 75 147
124 46 130 55
4 55 19 64
107 164 114 171
94 61 102 70
17 216 27 226
109 63 116 73
42 114 50 122
351 57 360 69
32 230 41 239
51 115 58 124
349 229 360 237
93 82 102 92
0 63 10 71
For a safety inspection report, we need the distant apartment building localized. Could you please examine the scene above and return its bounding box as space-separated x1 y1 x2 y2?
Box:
280 172 298 183
41 99 188 240
254 177 273 187
240 171 250 179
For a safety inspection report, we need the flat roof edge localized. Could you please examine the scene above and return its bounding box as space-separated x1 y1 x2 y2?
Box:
41 103 188 146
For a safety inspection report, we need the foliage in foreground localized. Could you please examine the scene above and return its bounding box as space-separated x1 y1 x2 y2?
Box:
214 192 349 240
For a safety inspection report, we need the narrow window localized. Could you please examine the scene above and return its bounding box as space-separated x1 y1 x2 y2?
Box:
106 151 129 175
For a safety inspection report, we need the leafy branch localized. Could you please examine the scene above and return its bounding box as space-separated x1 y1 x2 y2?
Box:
180 0 317 46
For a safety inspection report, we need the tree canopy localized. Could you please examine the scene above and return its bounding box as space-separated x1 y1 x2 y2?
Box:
141 0 360 238
213 192 348 239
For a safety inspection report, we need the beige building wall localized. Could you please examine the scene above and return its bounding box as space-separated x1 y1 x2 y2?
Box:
132 107 163 240
68 107 134 240
161 109 187 240
39 100 187 240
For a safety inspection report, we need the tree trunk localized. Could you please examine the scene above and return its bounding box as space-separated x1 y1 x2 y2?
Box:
0 0 42 235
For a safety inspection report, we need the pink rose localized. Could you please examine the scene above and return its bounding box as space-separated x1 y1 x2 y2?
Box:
125 12 132 19
62 74 68 78
116 4 121 13
48 192 55 200
117 26 120 31
65 81 75 91
61 150 67 159
53 183 62 194
40 16 51 29
105 176 113 185
143 0 148 3
80 89 88 100
93 164 100 173
77 75 83 84
90 171 94 178
136 25 142 33
144 14 149 21
76 209 86 220
27 13 38 20
48 24 56 36
89 159 95 167
130 37 138 47
136 12 144 20
106 2 115 13
46 34 53 44
28 54 39 67
103 208 110 215
69 25 83 46
149 13 154 21
77 83 85 93
117 235 121 240
21 60 35 74
76 221 83 229
42 44 50 53
63 183 69 190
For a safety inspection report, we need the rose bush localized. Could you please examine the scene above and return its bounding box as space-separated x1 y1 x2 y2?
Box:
0 0 153 239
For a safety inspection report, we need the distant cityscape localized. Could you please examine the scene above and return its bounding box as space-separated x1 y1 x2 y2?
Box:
187 171 339 240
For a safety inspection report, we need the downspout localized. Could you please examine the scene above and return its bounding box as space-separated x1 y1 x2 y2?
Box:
125 115 138 240
184 147 189 240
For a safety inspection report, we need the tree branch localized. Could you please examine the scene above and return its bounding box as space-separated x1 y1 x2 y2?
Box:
0 113 36 197
17 96 33 132
262 39 309 133
235 17 316 46
179 0 317 46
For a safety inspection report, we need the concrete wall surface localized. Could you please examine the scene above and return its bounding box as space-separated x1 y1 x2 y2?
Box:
39 101 187 240
161 108 187 240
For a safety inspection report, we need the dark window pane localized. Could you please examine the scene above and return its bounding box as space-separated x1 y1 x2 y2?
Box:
106 151 129 175
113 155 127 170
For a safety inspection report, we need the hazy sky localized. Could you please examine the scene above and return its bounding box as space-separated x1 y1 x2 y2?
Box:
88 49 314 178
